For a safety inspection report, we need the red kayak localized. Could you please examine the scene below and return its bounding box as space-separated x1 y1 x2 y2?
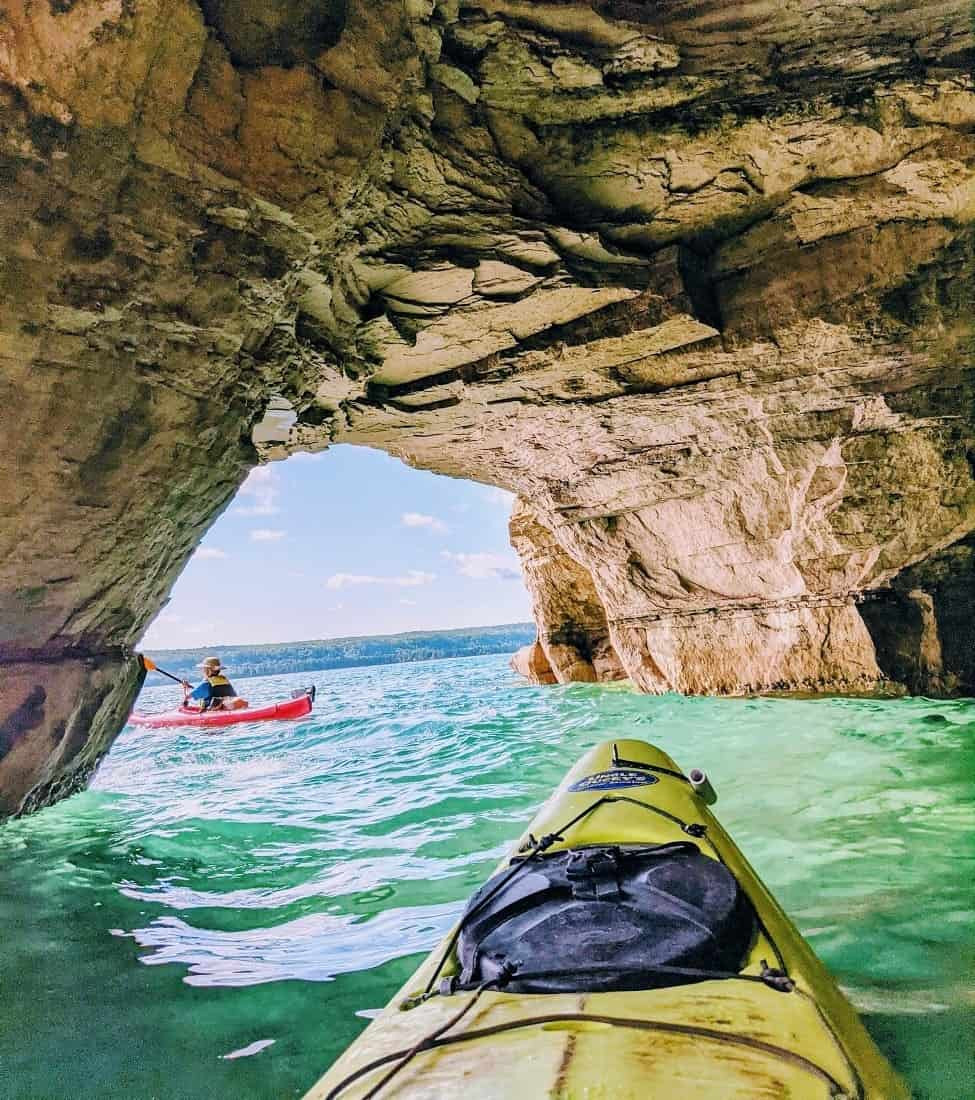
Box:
130 688 315 729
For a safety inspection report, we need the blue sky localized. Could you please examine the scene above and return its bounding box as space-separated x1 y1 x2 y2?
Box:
140 445 532 649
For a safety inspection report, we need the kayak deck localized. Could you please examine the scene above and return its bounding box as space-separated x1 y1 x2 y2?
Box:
306 739 908 1099
130 690 314 729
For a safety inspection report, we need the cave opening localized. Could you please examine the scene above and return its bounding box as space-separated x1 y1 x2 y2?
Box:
139 445 531 654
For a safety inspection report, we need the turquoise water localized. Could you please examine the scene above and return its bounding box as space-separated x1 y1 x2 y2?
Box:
1 654 972 1099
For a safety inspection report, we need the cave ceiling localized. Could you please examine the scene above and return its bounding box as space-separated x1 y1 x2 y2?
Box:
1 0 974 811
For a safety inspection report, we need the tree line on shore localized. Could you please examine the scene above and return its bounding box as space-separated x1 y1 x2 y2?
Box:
145 622 536 681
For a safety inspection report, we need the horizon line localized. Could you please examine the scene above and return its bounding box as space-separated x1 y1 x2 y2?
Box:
143 620 536 654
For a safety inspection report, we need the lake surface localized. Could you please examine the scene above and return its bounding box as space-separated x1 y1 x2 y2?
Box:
1 654 972 1098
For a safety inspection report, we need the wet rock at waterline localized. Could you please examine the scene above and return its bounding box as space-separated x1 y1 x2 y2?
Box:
2 1 975 813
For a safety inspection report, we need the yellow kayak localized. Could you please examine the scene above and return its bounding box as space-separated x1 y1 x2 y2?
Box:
306 740 909 1099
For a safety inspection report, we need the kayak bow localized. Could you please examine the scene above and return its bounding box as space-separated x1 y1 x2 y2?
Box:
130 687 315 729
306 739 908 1099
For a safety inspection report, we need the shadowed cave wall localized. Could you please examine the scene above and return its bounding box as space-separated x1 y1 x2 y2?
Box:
1 0 975 815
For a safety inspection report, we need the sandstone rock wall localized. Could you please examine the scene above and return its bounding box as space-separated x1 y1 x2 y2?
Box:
510 499 626 684
2 0 974 812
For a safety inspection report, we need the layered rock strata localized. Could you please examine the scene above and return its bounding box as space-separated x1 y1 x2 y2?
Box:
1 0 974 813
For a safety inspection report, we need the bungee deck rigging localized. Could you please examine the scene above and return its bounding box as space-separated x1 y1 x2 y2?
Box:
305 739 909 1100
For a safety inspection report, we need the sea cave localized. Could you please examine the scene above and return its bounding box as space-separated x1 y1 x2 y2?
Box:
2 0 975 816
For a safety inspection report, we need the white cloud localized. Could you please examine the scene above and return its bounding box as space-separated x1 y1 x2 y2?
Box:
442 551 521 581
399 598 418 606
195 547 228 560
401 511 448 534
250 529 286 542
326 570 436 591
234 466 280 516
484 487 515 509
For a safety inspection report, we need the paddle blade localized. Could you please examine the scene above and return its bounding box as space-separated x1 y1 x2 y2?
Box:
140 655 158 672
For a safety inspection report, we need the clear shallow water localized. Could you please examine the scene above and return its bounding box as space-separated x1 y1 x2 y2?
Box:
0 654 972 1099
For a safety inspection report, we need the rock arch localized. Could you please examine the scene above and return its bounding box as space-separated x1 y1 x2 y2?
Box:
2 0 975 814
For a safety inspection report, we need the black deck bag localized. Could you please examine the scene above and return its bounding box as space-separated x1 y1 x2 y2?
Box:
457 843 756 994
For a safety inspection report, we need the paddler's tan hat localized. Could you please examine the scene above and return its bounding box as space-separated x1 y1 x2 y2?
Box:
200 656 223 673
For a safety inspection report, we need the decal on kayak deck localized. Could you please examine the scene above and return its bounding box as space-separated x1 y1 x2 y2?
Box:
568 769 659 792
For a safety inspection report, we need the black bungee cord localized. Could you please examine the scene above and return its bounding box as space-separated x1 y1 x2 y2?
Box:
321 793 805 1100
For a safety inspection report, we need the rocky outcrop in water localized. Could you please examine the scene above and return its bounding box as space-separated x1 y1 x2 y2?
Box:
1 0 974 813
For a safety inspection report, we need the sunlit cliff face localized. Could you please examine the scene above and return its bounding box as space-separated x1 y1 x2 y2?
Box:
1 0 974 814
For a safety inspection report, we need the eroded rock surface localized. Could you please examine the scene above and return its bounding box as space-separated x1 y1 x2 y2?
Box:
1 0 974 812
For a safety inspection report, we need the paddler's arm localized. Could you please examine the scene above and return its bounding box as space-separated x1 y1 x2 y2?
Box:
183 680 212 709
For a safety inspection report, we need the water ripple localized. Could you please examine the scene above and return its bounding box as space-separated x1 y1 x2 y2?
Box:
113 901 463 987
0 655 972 1099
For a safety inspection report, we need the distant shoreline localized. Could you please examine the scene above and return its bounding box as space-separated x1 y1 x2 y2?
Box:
144 622 536 681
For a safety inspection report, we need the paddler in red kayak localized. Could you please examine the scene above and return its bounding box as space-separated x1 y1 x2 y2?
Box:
181 656 248 712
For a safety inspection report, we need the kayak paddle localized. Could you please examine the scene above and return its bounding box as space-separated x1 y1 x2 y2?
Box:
139 655 186 686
